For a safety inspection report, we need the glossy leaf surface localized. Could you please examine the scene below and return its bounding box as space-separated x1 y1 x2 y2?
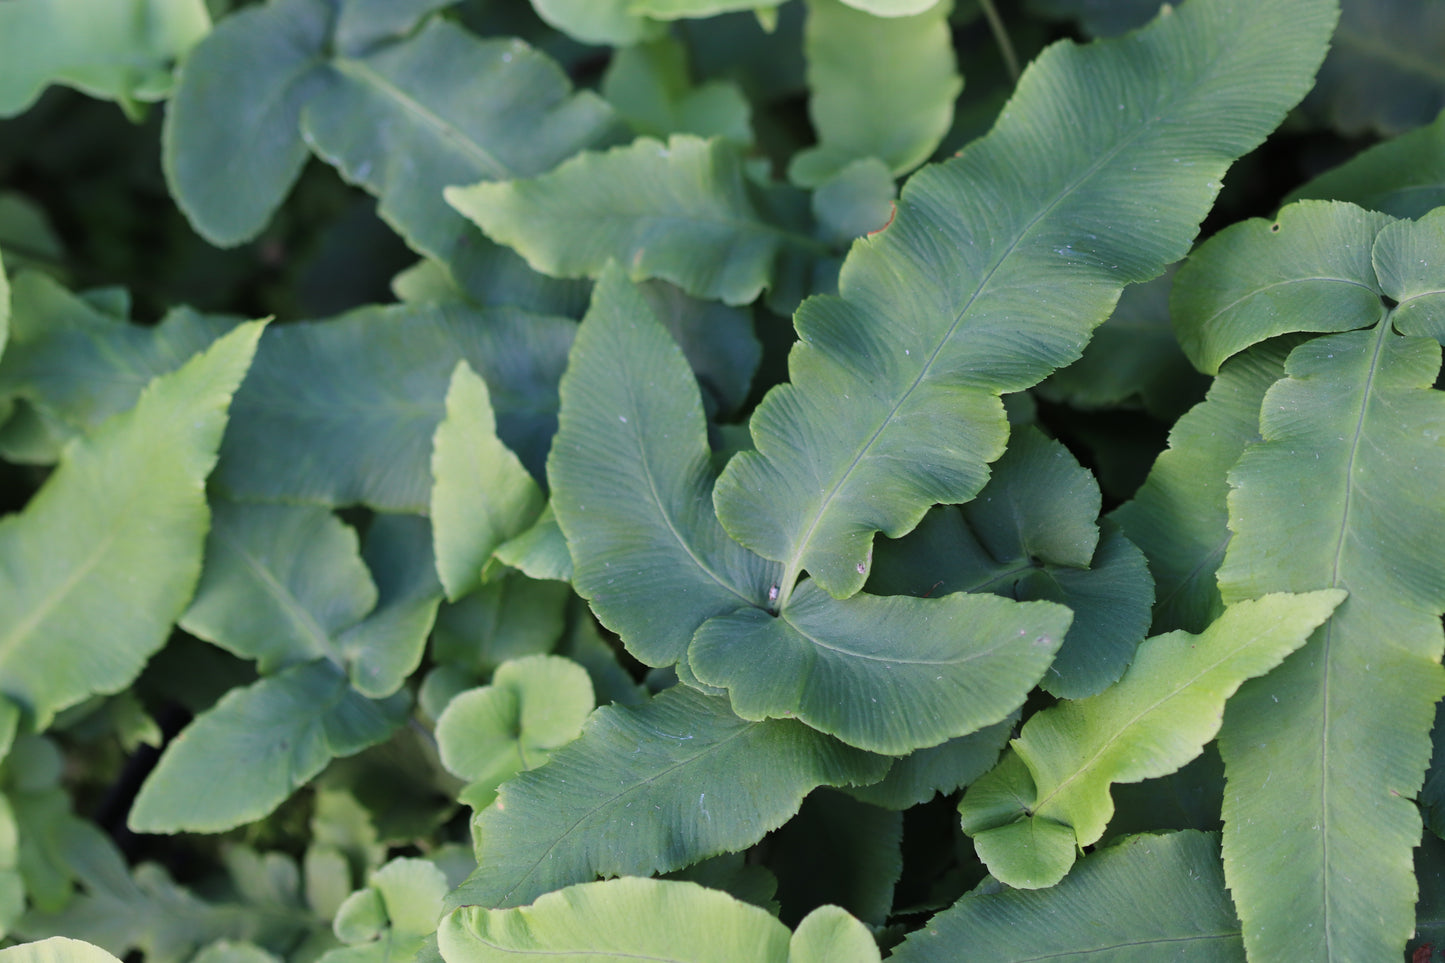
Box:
714 0 1338 599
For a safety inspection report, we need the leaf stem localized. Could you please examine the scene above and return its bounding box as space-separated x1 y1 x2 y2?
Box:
978 0 1020 84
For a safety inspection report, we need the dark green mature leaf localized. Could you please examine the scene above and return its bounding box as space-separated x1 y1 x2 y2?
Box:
1024 0 1161 37
301 20 617 294
0 0 208 117
1412 831 1445 960
430 574 571 677
1111 341 1291 634
448 135 819 305
163 0 334 246
0 272 233 437
336 514 442 698
1289 109 1445 219
446 686 888 910
430 363 545 601
181 499 378 673
0 323 261 729
889 831 1243 962
1172 201 1393 374
689 585 1070 754
637 280 762 418
217 301 574 511
847 715 1013 810
1303 0 1445 136
767 789 901 927
1038 267 1207 419
959 591 1343 889
332 0 457 54
1216 327 1445 961
788 0 959 187
871 427 1153 699
714 0 1338 600
129 661 409 834
547 266 778 669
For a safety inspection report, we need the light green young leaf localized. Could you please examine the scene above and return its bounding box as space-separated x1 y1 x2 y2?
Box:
163 0 333 245
546 266 778 670
870 427 1153 699
714 0 1338 600
128 661 409 834
689 584 1070 754
435 656 594 810
0 939 123 963
1110 341 1290 634
0 794 20 938
430 574 571 677
446 686 887 910
788 0 958 187
218 301 574 511
1172 201 1393 373
448 135 817 306
890 831 1243 962
1288 108 1445 218
528 0 663 45
336 858 447 949
0 272 234 436
1216 326 1445 961
0 0 209 118
441 878 793 963
959 591 1344 889
787 906 880 963
487 506 572 584
0 322 261 728
601 37 752 145
430 363 545 601
190 943 279 963
180 499 378 674
301 21 617 295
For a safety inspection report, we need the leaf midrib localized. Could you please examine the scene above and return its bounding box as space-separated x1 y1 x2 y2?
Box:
780 68 1193 596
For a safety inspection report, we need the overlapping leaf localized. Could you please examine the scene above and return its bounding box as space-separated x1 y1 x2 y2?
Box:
447 136 820 305
128 660 409 834
601 37 751 145
549 268 1071 753
1289 108 1445 218
788 0 959 186
0 0 209 118
1111 341 1291 634
301 19 617 290
430 363 545 601
713 0 1338 600
545 266 778 669
442 878 880 963
434 655 594 810
869 427 1153 698
217 301 574 511
0 323 261 728
445 686 887 910
0 272 233 438
162 0 334 245
959 591 1343 889
0 939 123 963
1213 328 1445 960
889 831 1243 962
